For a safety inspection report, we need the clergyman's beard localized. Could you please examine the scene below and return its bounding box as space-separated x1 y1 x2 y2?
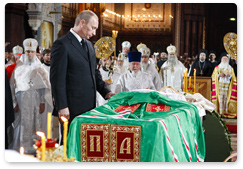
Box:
141 62 148 70
118 64 123 68
27 55 35 64
131 70 140 76
168 57 176 65
219 62 229 69
200 59 205 63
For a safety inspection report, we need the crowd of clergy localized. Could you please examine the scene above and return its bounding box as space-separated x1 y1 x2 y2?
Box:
5 38 237 153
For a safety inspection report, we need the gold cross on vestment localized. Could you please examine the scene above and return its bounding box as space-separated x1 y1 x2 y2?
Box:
171 67 175 72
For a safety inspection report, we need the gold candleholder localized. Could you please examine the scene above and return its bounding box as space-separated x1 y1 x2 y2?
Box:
34 139 76 162
112 30 118 60
34 138 57 162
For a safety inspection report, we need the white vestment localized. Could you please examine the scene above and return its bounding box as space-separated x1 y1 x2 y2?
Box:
123 57 129 69
115 70 155 93
159 60 186 92
42 63 50 73
42 63 57 139
96 67 121 107
218 63 232 115
113 64 127 74
141 61 163 90
9 54 52 153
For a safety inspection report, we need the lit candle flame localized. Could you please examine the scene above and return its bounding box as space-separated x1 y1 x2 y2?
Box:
36 131 45 137
61 116 68 123
20 147 24 155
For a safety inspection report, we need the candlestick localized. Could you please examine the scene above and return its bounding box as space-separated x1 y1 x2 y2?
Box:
61 116 68 159
47 112 52 139
189 77 191 87
194 69 196 93
112 30 118 60
37 131 46 162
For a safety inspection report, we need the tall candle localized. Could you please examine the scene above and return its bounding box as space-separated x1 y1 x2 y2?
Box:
61 116 68 159
37 131 46 162
47 112 52 139
194 69 196 93
189 77 191 87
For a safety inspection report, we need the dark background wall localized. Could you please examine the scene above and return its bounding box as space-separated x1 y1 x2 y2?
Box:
5 3 237 58
205 3 237 60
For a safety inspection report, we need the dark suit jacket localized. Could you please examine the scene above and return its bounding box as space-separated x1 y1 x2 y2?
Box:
50 31 110 120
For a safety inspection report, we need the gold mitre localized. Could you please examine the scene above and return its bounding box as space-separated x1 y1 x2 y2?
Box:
137 43 147 51
167 44 176 54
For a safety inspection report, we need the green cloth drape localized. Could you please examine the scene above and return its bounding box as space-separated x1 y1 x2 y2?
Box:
67 91 205 162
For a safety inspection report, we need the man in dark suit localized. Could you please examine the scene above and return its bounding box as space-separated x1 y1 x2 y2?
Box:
50 10 115 124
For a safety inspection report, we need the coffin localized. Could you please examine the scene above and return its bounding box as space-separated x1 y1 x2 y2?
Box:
67 91 205 162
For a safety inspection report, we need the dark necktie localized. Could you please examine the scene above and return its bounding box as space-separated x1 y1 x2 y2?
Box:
81 39 88 54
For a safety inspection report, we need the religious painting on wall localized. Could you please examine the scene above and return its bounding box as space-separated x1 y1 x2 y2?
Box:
41 21 53 49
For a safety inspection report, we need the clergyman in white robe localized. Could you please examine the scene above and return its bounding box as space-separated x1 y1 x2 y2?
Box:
96 65 121 106
9 39 52 153
159 44 186 92
139 47 163 90
115 51 155 93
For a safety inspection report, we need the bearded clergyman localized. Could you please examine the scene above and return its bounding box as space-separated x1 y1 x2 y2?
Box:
159 44 186 92
211 52 237 118
9 38 52 153
115 51 155 93
113 52 128 74
138 46 163 90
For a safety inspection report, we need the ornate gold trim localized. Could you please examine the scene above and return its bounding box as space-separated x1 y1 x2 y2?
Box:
110 124 141 162
80 123 110 162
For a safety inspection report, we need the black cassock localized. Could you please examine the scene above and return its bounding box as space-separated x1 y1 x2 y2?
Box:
189 60 213 77
190 49 213 77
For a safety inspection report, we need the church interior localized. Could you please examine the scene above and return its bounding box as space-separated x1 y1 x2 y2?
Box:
5 3 237 163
